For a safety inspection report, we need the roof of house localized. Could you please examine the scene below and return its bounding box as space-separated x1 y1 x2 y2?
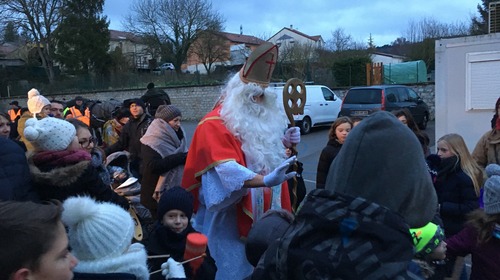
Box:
109 29 140 43
0 42 22 57
371 51 406 60
270 27 323 42
218 31 265 45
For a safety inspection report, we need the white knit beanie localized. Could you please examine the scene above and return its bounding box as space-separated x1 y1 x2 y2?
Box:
24 117 76 151
27 88 50 116
61 196 134 261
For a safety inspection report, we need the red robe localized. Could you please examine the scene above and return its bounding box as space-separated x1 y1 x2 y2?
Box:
181 106 291 238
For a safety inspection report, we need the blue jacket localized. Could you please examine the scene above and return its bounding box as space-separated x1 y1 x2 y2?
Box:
0 138 37 201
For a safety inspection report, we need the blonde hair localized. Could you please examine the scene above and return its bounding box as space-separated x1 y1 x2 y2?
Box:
438 133 485 196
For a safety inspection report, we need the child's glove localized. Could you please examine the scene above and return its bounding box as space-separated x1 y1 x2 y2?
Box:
161 258 186 279
263 156 297 187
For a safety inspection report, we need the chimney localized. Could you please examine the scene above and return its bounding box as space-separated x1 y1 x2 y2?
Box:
240 25 243 35
290 24 293 29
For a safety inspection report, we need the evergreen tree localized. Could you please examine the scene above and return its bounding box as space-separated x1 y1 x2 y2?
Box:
471 0 493 35
3 22 20 42
54 0 110 76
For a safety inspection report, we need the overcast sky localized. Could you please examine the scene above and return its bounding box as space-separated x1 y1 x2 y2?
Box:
103 0 479 47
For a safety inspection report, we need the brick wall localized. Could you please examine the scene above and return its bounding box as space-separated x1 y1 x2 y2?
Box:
1 83 436 121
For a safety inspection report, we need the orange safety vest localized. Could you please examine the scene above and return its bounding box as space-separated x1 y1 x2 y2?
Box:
67 106 91 126
7 109 21 122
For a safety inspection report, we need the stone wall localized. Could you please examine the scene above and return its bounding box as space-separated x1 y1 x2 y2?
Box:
1 83 435 121
0 85 224 121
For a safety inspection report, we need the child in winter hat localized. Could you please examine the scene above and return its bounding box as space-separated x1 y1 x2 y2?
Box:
61 196 149 280
24 117 76 151
145 187 217 280
157 185 193 223
409 222 447 278
27 88 51 118
483 163 500 214
410 222 447 260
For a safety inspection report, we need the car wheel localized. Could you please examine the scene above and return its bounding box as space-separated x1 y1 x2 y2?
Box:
418 113 429 130
300 117 312 135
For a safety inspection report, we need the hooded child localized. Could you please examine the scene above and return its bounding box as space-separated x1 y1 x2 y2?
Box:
252 111 438 279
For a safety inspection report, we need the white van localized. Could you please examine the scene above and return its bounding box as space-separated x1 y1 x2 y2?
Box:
271 84 342 134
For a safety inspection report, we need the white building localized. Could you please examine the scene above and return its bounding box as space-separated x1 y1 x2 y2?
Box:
267 26 324 60
370 52 405 64
435 33 500 150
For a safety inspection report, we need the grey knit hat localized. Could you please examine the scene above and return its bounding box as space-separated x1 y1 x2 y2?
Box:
155 105 181 122
484 164 500 214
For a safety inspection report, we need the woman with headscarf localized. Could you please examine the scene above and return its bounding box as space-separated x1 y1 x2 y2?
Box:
140 105 188 219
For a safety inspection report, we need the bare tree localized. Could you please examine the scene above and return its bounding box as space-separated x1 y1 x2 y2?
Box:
327 28 354 52
124 0 224 74
0 0 63 84
403 17 469 43
188 30 229 76
277 42 317 81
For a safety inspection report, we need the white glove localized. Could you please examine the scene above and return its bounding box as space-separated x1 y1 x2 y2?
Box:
161 258 186 279
282 127 301 148
263 156 297 187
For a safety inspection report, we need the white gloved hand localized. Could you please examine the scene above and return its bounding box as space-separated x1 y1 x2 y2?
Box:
282 127 301 148
161 258 186 279
263 156 297 187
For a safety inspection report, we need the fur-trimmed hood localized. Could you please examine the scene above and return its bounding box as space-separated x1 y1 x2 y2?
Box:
28 156 91 187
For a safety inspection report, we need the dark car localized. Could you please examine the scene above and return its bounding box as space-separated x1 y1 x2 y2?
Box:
338 85 430 129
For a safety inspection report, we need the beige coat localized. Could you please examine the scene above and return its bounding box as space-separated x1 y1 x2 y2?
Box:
472 129 500 169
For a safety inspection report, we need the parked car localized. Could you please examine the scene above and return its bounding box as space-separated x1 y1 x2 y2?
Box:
338 85 430 129
159 62 175 70
272 84 342 134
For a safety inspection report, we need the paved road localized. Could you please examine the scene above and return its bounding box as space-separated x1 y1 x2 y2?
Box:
182 119 435 194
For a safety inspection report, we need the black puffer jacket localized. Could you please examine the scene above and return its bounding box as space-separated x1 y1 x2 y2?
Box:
435 157 478 237
0 138 37 201
28 152 128 208
316 139 342 189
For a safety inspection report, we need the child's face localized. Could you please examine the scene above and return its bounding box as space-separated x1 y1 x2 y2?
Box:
168 116 181 131
162 209 189 233
428 241 447 260
335 123 352 144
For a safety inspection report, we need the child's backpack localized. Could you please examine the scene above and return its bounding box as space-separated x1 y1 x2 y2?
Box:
253 189 419 279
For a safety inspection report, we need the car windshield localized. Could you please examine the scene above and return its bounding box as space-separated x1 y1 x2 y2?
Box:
344 89 382 104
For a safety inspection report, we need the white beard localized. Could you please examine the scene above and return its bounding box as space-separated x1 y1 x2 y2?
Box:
220 74 288 175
